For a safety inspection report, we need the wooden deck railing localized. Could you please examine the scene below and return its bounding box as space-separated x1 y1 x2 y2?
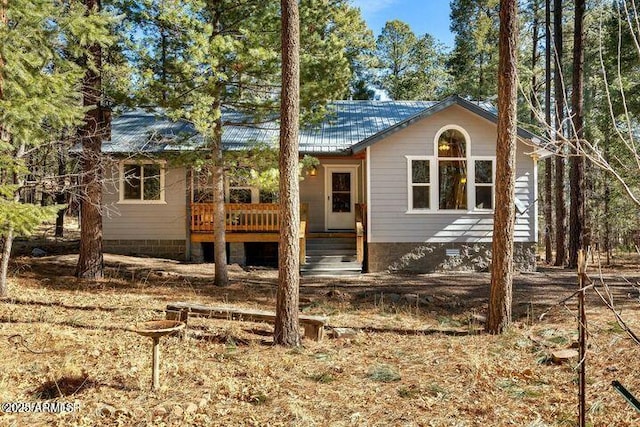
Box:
191 202 309 234
191 203 278 233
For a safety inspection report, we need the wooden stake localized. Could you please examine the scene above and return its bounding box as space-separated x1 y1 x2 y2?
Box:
577 249 587 427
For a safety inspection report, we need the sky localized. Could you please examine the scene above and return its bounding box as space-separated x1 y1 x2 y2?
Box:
351 0 455 50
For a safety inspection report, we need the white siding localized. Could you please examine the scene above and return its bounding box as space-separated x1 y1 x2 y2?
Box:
103 164 188 240
369 104 536 243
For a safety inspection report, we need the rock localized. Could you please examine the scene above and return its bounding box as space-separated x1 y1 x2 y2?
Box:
401 294 420 304
330 327 357 339
470 314 486 324
325 289 352 301
228 264 245 272
171 404 184 417
185 402 198 414
385 293 401 303
552 349 579 364
97 404 116 417
153 406 167 417
132 407 147 419
31 248 47 257
157 271 179 277
114 408 131 417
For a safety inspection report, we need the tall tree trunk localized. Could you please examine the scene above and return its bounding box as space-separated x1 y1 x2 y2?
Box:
160 29 168 106
0 143 25 297
568 0 585 268
0 230 11 297
553 0 567 266
208 1 228 287
543 0 553 263
76 0 104 279
603 134 611 265
274 0 301 346
55 142 67 238
212 84 228 287
487 0 519 334
0 0 9 297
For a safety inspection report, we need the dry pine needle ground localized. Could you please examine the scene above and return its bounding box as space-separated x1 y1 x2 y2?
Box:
0 253 639 426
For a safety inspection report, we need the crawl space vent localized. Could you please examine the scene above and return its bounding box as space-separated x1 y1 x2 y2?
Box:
446 248 461 257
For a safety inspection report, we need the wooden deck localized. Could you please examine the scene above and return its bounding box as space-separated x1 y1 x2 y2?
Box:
190 202 366 264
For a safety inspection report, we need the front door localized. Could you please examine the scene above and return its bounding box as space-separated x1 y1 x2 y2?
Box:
325 166 357 230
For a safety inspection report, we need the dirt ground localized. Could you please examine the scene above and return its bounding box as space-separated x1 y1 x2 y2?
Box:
1 248 640 426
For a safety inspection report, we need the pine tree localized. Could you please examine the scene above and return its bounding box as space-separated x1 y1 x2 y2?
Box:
375 20 449 100
0 0 111 296
76 0 108 280
568 0 586 268
488 0 519 334
553 0 567 266
274 0 301 347
543 0 553 264
449 0 500 99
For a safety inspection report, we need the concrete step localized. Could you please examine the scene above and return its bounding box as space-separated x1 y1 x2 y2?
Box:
301 268 362 277
302 261 361 271
303 236 361 276
306 243 356 251
307 238 356 244
306 249 356 257
306 255 357 264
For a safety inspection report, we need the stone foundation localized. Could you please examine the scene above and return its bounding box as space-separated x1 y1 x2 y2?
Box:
367 242 536 273
104 239 187 261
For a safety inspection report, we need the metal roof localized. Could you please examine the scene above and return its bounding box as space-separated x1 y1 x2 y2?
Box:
101 97 546 156
102 101 436 155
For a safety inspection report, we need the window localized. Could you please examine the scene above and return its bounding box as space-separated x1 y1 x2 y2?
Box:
259 190 279 203
437 129 466 157
229 188 253 203
409 159 431 210
406 126 496 213
120 162 164 203
439 160 467 210
437 128 467 210
191 166 278 204
474 159 494 209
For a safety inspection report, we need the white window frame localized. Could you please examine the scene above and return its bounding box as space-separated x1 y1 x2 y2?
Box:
470 157 496 211
405 125 496 214
118 160 166 204
406 155 436 213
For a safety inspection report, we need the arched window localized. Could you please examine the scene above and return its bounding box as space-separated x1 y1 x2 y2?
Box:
406 125 495 213
437 128 468 210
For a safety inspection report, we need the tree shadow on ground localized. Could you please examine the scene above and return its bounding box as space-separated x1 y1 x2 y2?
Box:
11 254 640 324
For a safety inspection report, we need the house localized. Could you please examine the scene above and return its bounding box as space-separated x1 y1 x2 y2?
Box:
100 95 549 274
